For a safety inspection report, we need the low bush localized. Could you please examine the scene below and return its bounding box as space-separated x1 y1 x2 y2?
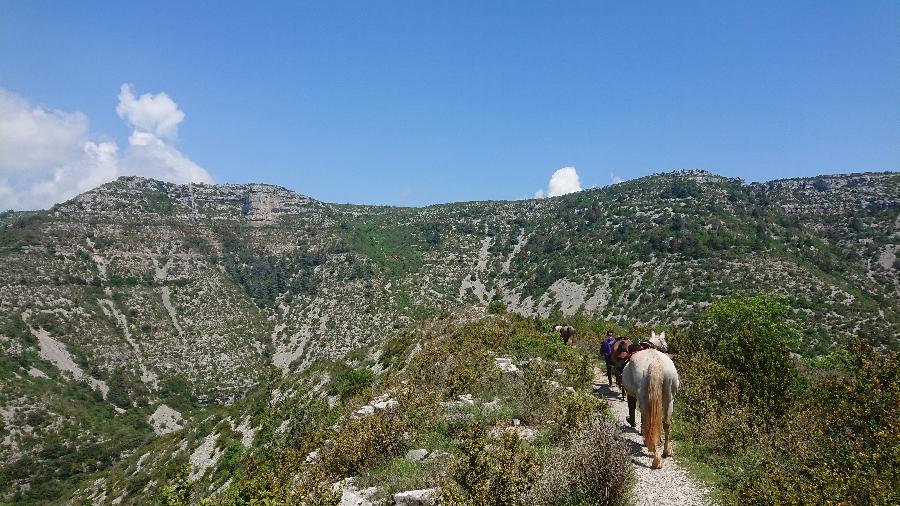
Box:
439 426 541 505
674 295 899 505
487 300 507 314
319 410 407 477
327 363 375 401
686 294 800 425
409 331 496 399
546 392 604 444
533 418 633 506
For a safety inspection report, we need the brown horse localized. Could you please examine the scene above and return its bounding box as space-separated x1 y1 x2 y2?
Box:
609 337 632 399
555 325 575 346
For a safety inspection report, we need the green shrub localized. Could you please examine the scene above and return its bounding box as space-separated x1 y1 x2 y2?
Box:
410 333 496 399
725 342 900 505
327 364 375 401
488 300 507 315
159 463 192 506
439 426 540 505
560 353 592 389
547 392 604 443
379 334 414 369
1 313 36 346
680 294 800 432
218 455 340 506
319 410 407 477
521 360 553 423
674 354 756 453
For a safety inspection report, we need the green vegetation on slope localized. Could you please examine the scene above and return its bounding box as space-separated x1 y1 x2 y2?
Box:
149 312 633 506
672 294 900 505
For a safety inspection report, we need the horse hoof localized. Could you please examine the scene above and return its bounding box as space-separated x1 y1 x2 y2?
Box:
652 460 662 469
626 417 635 428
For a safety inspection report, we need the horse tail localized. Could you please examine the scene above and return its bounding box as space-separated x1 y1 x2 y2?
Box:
645 355 663 453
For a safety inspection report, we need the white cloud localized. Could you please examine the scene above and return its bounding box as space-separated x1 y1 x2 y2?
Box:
0 90 89 172
609 171 624 184
0 86 211 210
120 124 212 184
25 141 120 210
534 166 581 199
548 167 581 197
116 84 184 141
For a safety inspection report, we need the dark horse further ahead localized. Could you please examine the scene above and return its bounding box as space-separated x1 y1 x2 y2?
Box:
555 325 575 345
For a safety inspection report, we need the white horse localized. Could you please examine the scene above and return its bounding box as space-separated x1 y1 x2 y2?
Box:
621 348 680 469
648 330 669 352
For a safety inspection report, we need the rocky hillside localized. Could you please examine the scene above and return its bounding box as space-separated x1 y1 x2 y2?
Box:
70 309 631 505
0 170 897 502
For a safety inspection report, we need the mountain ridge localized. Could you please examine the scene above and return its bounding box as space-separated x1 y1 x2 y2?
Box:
40 168 898 212
0 168 897 502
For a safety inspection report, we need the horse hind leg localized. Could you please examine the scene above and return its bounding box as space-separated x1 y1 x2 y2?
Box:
648 401 662 468
662 415 672 458
651 446 661 469
662 396 674 458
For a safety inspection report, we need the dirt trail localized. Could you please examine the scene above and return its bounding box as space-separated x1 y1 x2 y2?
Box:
593 367 711 506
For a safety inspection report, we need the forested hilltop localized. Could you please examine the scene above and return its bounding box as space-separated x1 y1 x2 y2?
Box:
0 169 897 503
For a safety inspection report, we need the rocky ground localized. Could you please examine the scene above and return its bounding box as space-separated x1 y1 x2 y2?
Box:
593 367 711 506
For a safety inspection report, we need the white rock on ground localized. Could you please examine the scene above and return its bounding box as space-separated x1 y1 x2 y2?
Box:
593 367 711 506
148 404 184 435
189 432 223 481
490 425 537 442
354 394 398 418
392 488 437 506
334 478 378 506
232 416 257 447
27 367 48 378
457 394 475 405
493 357 520 375
405 448 429 462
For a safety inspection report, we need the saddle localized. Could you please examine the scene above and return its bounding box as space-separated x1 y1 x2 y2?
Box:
631 341 654 353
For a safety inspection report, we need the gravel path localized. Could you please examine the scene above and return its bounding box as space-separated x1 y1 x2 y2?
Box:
593 367 711 506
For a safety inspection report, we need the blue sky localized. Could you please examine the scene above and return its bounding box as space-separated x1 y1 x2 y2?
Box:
1 1 897 209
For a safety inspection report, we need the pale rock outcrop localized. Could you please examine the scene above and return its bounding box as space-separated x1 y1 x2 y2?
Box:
393 488 437 506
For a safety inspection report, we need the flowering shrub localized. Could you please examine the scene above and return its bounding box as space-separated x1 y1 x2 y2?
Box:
319 410 408 477
439 426 540 505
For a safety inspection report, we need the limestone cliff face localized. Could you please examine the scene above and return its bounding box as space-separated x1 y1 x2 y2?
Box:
239 184 321 224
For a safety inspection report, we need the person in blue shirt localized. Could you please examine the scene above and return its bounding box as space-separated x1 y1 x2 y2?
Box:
599 330 617 385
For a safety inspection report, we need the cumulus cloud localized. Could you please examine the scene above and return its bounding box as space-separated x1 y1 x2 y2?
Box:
0 90 89 172
116 84 184 141
534 166 581 199
0 85 212 210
